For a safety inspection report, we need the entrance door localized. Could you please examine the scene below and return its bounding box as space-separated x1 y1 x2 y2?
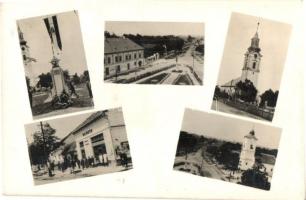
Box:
93 144 106 158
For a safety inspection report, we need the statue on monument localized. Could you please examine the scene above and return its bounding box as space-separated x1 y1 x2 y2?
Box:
43 15 72 109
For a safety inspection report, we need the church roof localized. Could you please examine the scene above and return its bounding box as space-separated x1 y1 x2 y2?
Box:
221 77 241 88
105 37 144 54
258 153 276 165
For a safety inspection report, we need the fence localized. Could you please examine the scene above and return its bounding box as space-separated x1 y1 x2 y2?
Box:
220 99 274 121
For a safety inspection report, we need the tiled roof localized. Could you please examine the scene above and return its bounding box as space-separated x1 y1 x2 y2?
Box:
104 38 144 54
258 153 276 165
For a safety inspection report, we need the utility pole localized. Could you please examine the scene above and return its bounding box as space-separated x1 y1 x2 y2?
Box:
40 121 47 165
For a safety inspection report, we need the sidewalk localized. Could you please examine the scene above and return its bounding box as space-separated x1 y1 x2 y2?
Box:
33 164 132 185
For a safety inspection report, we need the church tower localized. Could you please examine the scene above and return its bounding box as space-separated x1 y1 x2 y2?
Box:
18 25 32 68
238 129 258 170
241 23 262 89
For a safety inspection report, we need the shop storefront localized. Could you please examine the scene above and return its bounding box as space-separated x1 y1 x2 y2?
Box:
69 108 129 165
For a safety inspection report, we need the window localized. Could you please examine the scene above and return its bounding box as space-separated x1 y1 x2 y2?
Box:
127 63 130 70
23 55 26 61
126 55 128 60
254 54 257 59
91 133 104 144
250 145 253 149
134 53 137 59
252 62 256 69
107 57 111 64
117 65 121 73
139 53 142 58
134 61 136 66
79 141 84 148
21 47 25 51
105 67 109 76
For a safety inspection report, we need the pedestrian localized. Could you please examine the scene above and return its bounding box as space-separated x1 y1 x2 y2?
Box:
68 80 79 98
103 153 108 167
99 153 103 166
85 157 89 168
81 158 85 170
75 156 80 169
46 160 53 177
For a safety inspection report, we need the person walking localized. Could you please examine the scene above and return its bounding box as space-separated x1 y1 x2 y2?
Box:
103 153 108 167
68 80 79 98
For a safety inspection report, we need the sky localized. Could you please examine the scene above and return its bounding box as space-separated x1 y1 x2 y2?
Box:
217 12 291 93
105 21 204 37
181 109 282 149
18 11 88 84
24 112 92 144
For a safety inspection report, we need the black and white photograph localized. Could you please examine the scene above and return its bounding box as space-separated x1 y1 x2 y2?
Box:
104 21 204 85
24 107 132 185
18 11 94 119
212 12 291 121
174 108 281 190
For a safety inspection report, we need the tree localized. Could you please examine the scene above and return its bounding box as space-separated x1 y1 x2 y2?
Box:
177 131 198 159
37 72 52 88
30 122 60 165
259 89 279 107
105 31 119 38
235 79 258 102
187 35 193 42
240 167 271 190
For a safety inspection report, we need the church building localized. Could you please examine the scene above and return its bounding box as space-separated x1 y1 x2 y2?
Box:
221 23 262 95
238 129 258 170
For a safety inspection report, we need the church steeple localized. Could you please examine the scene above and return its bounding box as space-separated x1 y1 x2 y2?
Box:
248 22 261 52
241 22 262 89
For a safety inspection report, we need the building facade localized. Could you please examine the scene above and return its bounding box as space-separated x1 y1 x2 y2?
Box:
238 129 258 170
54 108 130 165
104 37 145 78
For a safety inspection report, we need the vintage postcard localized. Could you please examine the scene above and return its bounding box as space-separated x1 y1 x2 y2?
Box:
104 21 204 85
17 11 94 119
174 108 282 190
212 12 291 121
24 108 132 185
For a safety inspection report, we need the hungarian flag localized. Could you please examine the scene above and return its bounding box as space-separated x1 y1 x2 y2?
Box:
44 16 62 50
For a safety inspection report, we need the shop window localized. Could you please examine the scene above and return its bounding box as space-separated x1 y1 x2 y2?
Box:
91 133 104 143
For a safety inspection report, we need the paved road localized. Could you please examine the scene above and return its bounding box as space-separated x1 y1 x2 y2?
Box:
212 100 268 121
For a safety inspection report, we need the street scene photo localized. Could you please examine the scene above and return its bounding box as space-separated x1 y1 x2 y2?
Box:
173 109 282 190
24 107 132 185
104 21 204 85
212 12 291 121
17 11 94 119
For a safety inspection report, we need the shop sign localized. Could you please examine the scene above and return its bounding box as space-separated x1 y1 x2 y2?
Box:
82 129 93 136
